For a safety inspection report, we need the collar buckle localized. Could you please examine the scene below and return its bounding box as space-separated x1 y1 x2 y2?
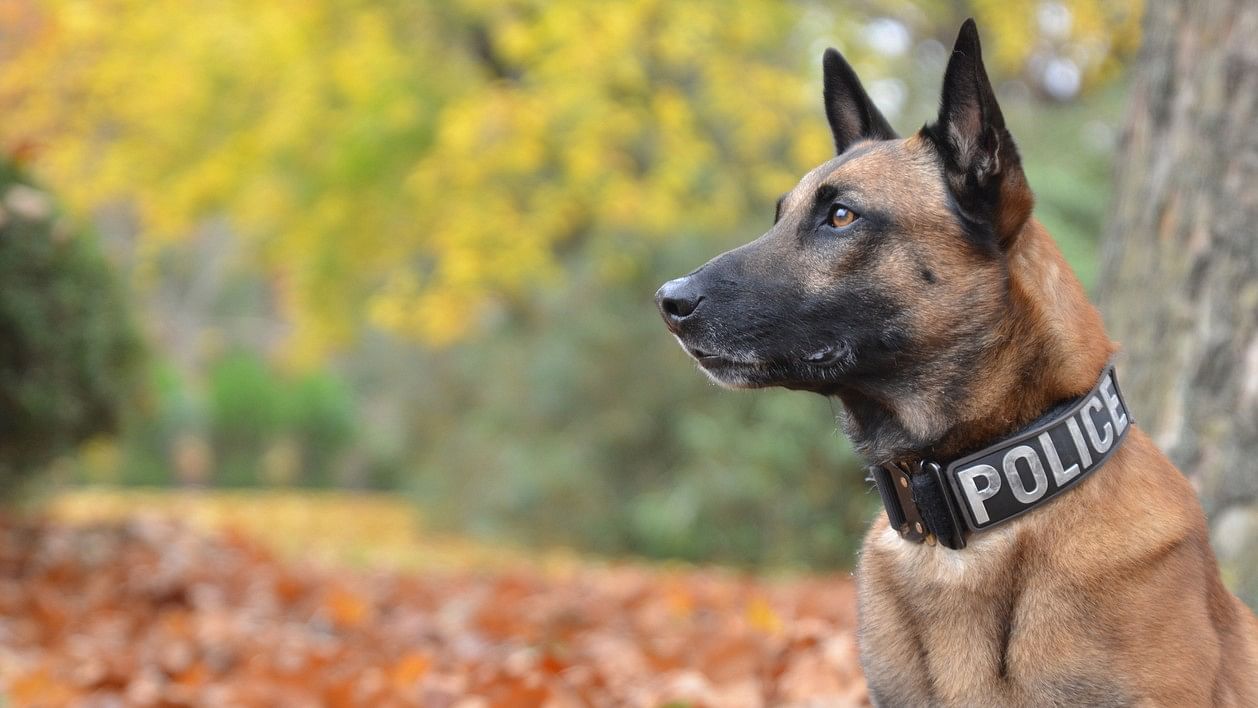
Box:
867 460 967 550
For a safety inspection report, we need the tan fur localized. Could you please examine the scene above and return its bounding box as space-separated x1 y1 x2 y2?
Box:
857 206 1258 705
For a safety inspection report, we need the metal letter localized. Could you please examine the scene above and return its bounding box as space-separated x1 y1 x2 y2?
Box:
957 464 1002 526
1082 395 1113 453
1003 445 1048 504
1099 374 1128 436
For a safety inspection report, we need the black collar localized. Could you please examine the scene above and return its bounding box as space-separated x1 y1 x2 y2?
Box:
866 363 1132 550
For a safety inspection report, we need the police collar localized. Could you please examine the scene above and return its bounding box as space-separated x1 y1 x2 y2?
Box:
867 363 1132 550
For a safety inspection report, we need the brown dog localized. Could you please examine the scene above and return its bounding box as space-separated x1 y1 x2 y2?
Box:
656 19 1258 706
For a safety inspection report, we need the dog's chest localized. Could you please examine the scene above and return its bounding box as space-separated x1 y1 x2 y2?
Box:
856 523 1130 707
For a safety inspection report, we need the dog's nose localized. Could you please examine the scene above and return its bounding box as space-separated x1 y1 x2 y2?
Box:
656 277 704 331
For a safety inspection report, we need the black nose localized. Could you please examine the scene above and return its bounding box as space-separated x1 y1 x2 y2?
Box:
656 276 704 331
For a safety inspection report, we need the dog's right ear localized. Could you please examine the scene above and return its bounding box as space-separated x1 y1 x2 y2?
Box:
823 48 897 154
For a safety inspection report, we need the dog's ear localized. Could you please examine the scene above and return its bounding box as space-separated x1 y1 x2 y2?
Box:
924 19 1032 248
823 48 897 154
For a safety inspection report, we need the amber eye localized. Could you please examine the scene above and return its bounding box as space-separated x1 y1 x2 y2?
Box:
829 203 858 229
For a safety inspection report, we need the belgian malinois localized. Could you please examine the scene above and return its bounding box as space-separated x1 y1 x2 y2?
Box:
656 19 1258 706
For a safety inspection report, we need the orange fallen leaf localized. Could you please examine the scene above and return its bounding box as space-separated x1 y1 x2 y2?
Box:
391 651 431 688
325 586 370 628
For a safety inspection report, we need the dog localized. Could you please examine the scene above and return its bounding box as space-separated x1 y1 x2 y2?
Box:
656 19 1258 706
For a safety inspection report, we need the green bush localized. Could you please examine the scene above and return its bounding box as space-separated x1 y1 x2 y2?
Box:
0 160 141 495
202 351 359 487
283 371 356 486
116 361 201 486
207 352 281 485
108 345 367 489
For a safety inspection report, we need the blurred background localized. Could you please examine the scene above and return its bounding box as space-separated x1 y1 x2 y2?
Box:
5 0 1258 703
0 0 1141 567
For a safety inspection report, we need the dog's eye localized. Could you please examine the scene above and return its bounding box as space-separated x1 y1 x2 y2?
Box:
829 203 859 229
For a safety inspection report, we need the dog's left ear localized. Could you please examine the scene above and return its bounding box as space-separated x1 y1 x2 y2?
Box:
925 19 1032 248
823 48 898 154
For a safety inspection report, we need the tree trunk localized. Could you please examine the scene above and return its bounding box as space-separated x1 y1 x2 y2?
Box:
1099 0 1258 607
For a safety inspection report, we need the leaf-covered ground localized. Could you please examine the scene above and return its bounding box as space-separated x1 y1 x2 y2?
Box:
0 496 869 707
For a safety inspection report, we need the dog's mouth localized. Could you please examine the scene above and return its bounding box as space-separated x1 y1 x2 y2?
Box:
682 340 851 367
683 345 766 390
687 346 738 369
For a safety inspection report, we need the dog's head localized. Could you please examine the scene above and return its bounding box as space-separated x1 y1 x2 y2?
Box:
657 20 1033 410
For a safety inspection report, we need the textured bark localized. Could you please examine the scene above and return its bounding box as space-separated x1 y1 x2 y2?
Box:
1099 0 1258 606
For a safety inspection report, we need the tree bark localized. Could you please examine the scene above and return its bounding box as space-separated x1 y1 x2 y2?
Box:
1099 0 1258 607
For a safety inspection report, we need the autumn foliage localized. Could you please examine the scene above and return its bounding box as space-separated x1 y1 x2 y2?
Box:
0 517 868 707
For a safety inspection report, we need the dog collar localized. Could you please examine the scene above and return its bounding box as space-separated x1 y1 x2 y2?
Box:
867 363 1132 550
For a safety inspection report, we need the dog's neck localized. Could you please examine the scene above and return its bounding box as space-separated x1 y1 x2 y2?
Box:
837 219 1116 465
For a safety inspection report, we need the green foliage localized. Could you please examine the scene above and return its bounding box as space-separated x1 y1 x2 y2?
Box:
209 353 285 485
114 352 363 488
115 362 201 486
210 353 284 443
0 161 141 495
284 372 357 486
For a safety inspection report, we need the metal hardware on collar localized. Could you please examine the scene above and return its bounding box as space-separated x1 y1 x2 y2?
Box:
867 460 968 549
867 363 1132 550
